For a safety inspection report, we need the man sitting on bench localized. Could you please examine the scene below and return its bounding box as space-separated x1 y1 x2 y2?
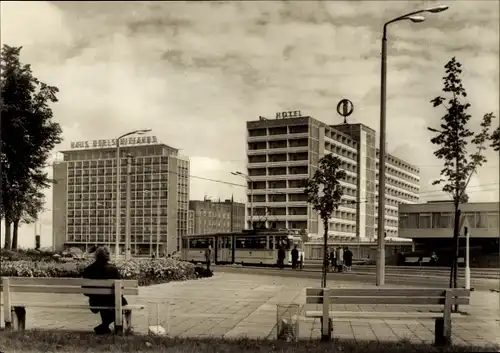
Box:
83 246 128 334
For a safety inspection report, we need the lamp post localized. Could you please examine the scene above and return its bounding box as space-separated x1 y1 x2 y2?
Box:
231 171 253 229
376 4 449 286
115 129 152 260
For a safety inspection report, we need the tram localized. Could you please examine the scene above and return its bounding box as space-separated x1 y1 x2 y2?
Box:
181 229 305 266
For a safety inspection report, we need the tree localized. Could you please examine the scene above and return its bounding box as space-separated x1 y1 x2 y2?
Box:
491 126 499 151
1 44 62 249
11 186 45 249
299 228 309 243
428 57 496 290
304 154 346 288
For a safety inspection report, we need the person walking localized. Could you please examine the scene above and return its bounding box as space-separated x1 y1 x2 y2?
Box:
291 244 299 270
83 246 128 335
329 248 336 272
344 247 353 272
205 245 213 271
277 245 286 269
336 246 344 273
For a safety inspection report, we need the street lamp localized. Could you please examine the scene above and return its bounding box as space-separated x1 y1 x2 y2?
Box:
115 129 152 260
231 171 253 229
376 5 448 286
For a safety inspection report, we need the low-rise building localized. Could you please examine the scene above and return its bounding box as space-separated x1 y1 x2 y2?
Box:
189 198 245 234
398 200 499 252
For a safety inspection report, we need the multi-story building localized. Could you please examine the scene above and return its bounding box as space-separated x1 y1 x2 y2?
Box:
189 198 245 234
399 201 500 251
245 113 420 241
52 136 189 256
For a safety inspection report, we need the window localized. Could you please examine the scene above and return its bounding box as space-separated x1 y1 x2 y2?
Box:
476 212 488 228
432 213 441 228
440 213 452 228
407 213 419 228
235 236 267 249
189 237 213 249
487 213 499 229
464 213 475 229
399 213 408 229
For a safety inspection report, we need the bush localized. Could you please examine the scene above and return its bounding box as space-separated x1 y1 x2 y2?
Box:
0 248 57 262
0 258 197 286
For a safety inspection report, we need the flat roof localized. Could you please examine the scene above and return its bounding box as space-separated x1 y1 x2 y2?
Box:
59 142 179 154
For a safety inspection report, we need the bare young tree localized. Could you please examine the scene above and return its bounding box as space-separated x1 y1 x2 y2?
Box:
304 154 346 288
428 57 496 289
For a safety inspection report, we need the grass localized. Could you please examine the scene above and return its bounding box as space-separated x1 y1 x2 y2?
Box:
0 330 498 353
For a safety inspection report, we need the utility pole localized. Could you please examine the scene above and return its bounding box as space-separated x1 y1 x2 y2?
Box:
125 155 132 260
230 194 234 232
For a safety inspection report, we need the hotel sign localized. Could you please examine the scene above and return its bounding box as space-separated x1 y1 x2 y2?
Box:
276 110 302 119
70 136 158 149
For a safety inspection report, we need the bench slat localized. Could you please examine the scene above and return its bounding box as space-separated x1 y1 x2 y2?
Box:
306 296 469 305
304 311 468 319
9 285 139 296
10 303 146 310
306 288 470 297
6 277 138 288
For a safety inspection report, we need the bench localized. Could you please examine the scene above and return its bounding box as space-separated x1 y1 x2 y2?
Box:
1 277 145 334
305 287 470 346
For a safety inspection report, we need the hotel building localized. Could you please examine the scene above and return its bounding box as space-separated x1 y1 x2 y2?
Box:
52 136 189 256
246 113 420 241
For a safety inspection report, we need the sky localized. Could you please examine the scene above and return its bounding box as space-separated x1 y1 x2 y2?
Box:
1 0 499 249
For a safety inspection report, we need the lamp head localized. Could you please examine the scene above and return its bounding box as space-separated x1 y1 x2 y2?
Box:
425 5 449 13
408 15 425 23
137 129 152 135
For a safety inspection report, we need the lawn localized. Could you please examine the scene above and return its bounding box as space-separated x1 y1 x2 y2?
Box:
0 330 498 353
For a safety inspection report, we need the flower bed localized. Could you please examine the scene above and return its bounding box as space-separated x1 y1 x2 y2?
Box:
0 258 198 286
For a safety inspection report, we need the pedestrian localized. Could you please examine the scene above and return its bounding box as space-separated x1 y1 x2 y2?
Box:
299 250 304 269
431 252 439 266
205 245 212 271
291 244 299 270
329 248 336 272
336 246 344 272
83 246 128 335
277 245 285 269
344 247 353 272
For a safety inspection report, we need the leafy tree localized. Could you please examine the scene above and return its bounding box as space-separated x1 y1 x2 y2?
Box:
11 186 45 249
304 154 346 288
1 45 62 249
491 126 499 151
428 57 495 290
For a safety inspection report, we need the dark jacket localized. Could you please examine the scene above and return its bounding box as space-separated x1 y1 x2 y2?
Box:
83 261 127 312
291 248 299 262
344 250 353 262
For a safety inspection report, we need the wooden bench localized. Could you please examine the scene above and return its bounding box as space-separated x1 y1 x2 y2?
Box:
305 287 470 346
1 277 145 334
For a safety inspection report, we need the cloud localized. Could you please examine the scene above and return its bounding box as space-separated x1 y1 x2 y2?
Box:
1 0 498 247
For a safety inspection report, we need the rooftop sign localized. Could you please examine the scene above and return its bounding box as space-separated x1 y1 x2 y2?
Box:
70 136 158 149
276 110 302 119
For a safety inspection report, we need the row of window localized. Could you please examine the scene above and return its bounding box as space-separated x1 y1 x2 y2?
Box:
376 151 419 175
324 143 357 163
399 212 499 229
186 235 292 250
248 125 308 137
376 161 419 184
68 156 172 169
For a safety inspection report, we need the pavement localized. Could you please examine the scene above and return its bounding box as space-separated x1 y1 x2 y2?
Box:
1 272 499 346
216 265 500 291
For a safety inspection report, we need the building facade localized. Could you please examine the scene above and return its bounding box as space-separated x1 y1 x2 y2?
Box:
399 201 499 251
246 114 420 241
52 136 189 256
189 198 245 234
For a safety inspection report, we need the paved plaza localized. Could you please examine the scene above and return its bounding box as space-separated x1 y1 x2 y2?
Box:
1 272 499 346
